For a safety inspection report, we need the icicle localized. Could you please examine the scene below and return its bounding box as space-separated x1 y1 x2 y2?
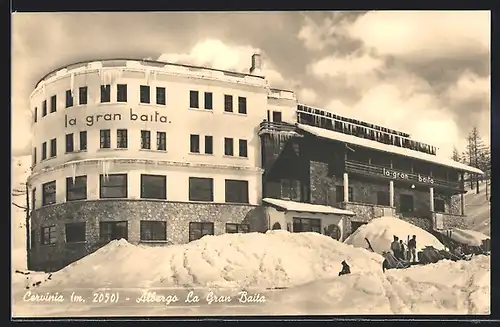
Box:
71 162 77 183
70 73 75 97
145 67 151 85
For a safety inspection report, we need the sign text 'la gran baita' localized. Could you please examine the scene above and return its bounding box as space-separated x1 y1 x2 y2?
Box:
65 109 168 127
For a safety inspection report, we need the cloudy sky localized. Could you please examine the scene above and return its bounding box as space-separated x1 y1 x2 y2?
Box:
12 11 490 158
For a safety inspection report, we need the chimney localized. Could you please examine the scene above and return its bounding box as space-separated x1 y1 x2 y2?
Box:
249 53 262 76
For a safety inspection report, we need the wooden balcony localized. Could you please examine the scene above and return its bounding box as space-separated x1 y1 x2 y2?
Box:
345 161 462 191
258 121 302 137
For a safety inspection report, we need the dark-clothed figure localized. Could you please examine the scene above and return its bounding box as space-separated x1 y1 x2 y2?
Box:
408 235 417 263
399 240 406 260
391 236 401 260
338 260 351 276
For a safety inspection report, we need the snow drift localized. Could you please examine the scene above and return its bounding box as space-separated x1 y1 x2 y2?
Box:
344 216 445 254
11 231 490 316
37 231 384 290
449 228 489 247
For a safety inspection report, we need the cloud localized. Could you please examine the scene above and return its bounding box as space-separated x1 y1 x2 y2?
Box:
347 11 490 62
157 39 287 88
297 88 318 104
446 70 490 103
297 12 364 52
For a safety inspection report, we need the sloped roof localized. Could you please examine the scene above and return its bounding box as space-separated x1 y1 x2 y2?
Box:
263 198 355 216
296 123 483 175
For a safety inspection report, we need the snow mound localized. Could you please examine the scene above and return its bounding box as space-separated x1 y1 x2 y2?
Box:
344 216 445 254
450 228 489 246
41 232 384 290
268 255 490 315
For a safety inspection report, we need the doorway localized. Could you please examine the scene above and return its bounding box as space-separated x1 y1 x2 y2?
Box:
399 194 414 213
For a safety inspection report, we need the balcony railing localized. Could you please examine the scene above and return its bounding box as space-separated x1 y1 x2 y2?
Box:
345 161 462 190
258 121 302 136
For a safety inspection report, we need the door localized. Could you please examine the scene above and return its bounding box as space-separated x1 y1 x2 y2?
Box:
400 194 414 213
272 111 282 123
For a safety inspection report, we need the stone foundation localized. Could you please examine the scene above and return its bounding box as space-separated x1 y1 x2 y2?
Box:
401 216 433 231
30 200 255 271
442 213 467 229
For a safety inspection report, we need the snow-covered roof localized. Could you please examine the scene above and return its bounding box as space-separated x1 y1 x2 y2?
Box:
262 198 355 216
296 123 483 175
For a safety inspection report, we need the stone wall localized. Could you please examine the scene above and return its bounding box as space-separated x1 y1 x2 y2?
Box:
450 194 462 215
309 161 336 206
400 216 433 231
30 200 255 271
442 214 467 229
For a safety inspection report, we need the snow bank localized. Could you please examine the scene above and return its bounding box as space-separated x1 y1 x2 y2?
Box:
40 232 384 290
268 255 490 315
344 216 445 254
450 228 489 247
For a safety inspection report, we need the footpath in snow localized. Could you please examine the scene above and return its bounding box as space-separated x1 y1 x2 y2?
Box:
12 226 490 316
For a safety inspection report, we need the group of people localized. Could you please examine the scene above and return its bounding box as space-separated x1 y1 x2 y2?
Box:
390 235 417 263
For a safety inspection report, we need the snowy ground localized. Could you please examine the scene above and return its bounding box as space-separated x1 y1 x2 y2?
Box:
12 231 490 317
465 180 491 236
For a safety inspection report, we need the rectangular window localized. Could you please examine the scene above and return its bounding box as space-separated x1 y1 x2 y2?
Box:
226 223 250 234
204 136 213 154
41 225 56 245
32 188 36 210
66 176 87 201
101 84 111 103
34 107 37 123
377 191 390 206
42 181 56 206
189 222 214 242
189 177 214 202
117 129 128 149
50 138 57 157
225 180 249 204
65 133 74 153
336 186 354 203
117 84 127 102
42 100 47 117
50 95 57 113
141 174 167 200
224 94 233 112
156 87 166 105
79 131 87 151
79 87 88 105
204 92 213 110
65 90 73 108
399 194 414 213
100 129 111 149
224 138 234 156
33 147 37 165
65 222 86 243
141 130 151 149
41 142 47 160
292 218 321 233
190 134 200 153
189 90 199 108
140 85 150 104
434 198 445 213
157 132 167 151
100 174 128 199
140 221 167 241
272 111 282 123
99 221 128 242
238 139 248 157
238 96 247 114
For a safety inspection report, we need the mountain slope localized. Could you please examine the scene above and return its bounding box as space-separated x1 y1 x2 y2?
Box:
464 180 490 236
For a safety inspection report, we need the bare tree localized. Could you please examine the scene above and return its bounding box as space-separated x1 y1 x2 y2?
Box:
464 127 488 194
12 181 31 269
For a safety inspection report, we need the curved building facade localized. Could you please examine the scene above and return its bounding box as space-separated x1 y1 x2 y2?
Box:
28 56 298 271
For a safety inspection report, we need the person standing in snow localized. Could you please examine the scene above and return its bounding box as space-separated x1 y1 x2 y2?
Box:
408 235 417 263
399 240 406 260
391 236 401 259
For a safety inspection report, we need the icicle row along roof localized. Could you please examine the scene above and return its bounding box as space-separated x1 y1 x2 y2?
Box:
296 123 483 175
